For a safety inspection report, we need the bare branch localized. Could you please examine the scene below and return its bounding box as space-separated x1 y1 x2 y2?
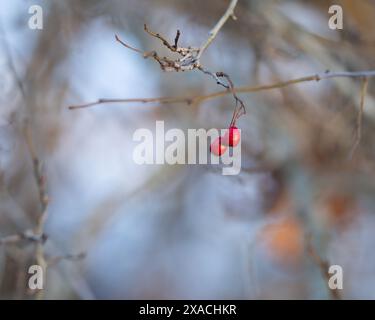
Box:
2 22 86 300
105 2 241 117
196 0 239 60
69 96 192 110
68 70 375 110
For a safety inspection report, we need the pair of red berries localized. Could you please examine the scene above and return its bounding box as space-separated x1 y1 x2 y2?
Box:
210 126 240 156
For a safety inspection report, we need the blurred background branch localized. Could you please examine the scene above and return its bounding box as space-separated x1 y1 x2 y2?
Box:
1 0 375 300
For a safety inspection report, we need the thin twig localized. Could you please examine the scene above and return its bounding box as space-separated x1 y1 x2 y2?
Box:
69 96 193 110
115 34 175 71
216 71 246 125
115 34 144 54
24 127 49 237
196 0 239 61
348 77 369 160
68 70 375 110
197 66 229 89
0 234 22 245
0 231 48 246
307 239 342 300
115 32 194 72
47 252 86 267
144 24 176 52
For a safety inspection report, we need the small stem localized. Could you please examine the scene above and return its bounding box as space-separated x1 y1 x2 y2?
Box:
174 30 181 49
115 34 144 54
215 72 246 126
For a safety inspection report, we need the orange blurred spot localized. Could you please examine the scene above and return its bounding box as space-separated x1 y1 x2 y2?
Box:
323 194 356 228
327 195 353 219
260 218 304 265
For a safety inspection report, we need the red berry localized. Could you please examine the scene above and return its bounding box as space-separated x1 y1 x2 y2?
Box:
210 137 227 156
223 126 240 147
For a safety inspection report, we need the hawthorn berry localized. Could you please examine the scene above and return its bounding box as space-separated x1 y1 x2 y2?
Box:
210 137 227 156
223 126 240 147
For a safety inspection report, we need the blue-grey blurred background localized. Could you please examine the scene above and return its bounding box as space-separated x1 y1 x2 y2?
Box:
1 0 375 299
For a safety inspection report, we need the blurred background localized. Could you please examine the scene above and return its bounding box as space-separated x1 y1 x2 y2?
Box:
1 0 375 299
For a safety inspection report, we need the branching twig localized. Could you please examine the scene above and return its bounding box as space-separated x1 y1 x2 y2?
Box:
71 1 242 118
23 127 49 299
1 28 49 298
1 21 86 300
